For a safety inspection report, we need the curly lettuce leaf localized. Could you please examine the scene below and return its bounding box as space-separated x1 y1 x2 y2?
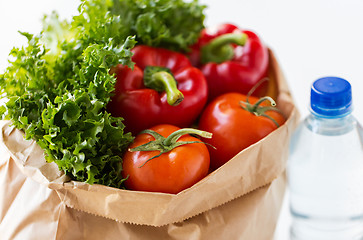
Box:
75 0 206 52
0 13 136 188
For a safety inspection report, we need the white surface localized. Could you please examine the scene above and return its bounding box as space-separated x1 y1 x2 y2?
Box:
1 1 363 239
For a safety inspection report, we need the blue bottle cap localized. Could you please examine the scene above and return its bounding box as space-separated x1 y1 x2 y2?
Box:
310 76 352 117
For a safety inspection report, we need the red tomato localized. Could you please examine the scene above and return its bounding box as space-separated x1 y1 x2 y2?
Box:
122 124 210 194
198 92 285 170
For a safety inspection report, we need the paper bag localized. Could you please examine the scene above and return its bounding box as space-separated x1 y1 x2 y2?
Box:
0 50 299 240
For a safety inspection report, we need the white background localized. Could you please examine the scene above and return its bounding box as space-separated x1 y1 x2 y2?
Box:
1 1 363 239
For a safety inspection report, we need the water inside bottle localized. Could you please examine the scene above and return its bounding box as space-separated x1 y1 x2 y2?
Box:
288 116 363 240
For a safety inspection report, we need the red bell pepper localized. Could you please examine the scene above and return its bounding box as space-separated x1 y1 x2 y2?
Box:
189 23 269 101
107 45 208 135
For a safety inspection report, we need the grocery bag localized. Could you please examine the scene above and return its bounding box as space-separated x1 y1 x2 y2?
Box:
0 50 299 240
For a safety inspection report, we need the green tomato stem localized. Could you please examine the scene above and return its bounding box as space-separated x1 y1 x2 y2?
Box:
163 128 213 146
239 96 281 127
251 96 276 112
130 127 213 168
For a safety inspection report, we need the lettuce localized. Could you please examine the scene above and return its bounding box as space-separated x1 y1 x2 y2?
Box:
0 11 135 188
109 0 206 52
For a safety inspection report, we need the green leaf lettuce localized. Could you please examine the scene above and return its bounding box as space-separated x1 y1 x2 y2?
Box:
0 11 136 188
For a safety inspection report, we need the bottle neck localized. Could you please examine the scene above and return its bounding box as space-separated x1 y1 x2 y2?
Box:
305 112 356 136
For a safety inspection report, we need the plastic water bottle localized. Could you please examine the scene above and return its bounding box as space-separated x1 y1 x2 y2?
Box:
287 76 363 240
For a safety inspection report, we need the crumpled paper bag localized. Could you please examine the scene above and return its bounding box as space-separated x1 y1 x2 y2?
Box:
0 50 299 240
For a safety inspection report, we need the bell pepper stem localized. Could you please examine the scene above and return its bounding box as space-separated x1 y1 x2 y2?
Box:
201 33 248 64
143 66 184 106
152 71 184 106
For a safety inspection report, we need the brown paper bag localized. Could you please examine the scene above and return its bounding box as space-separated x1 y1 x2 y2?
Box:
0 50 299 240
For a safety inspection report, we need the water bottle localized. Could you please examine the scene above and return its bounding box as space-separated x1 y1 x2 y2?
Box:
287 76 363 240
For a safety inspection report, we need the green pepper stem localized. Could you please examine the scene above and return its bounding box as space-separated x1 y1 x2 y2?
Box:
163 128 212 146
201 33 248 64
154 71 184 106
143 67 184 106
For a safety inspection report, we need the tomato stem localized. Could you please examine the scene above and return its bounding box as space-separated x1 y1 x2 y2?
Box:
246 77 269 98
251 96 276 112
260 113 280 127
239 96 281 127
163 128 212 146
201 33 248 64
129 128 212 168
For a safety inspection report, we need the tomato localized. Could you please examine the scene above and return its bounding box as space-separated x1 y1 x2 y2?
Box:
198 92 285 170
122 124 211 194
